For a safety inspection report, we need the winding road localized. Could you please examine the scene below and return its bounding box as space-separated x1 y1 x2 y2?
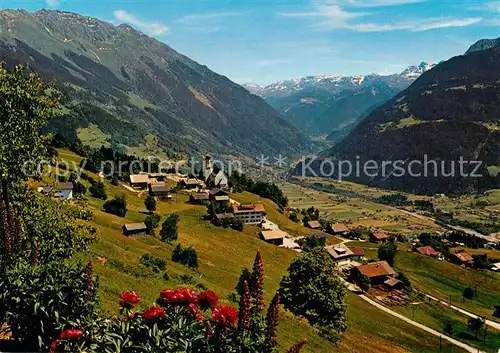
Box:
359 295 487 353
421 293 500 331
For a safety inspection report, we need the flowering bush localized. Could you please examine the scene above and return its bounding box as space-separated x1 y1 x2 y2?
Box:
52 252 307 353
0 192 99 351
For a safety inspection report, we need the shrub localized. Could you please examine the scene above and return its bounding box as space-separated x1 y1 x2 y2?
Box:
172 244 199 269
289 212 299 223
140 253 167 273
110 176 120 186
397 272 412 292
0 259 99 351
160 214 179 242
162 272 170 281
103 195 127 217
89 181 106 200
53 252 307 353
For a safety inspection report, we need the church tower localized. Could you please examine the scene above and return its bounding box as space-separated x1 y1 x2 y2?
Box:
203 153 213 179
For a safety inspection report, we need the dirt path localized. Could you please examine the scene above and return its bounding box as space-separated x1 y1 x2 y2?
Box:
359 295 486 353
422 293 500 331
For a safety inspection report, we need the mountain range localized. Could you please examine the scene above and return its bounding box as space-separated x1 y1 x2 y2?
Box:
0 9 314 158
243 63 436 139
299 38 500 194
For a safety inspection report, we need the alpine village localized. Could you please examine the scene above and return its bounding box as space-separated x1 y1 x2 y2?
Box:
0 3 499 353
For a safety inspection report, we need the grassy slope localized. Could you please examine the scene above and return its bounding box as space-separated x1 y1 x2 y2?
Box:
348 242 500 322
392 302 500 352
56 149 470 352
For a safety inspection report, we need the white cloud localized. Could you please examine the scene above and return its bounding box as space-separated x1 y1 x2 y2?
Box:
337 0 425 7
468 1 500 13
46 0 60 8
257 59 290 67
113 9 168 36
279 1 482 32
176 11 243 33
176 11 242 25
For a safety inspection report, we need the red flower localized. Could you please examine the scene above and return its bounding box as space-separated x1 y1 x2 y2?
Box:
212 305 238 328
60 328 82 340
49 340 58 353
189 303 199 316
196 313 205 322
143 305 166 321
119 291 141 308
160 288 198 305
198 290 218 309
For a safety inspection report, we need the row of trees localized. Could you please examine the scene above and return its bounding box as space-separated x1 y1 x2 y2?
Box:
229 172 288 209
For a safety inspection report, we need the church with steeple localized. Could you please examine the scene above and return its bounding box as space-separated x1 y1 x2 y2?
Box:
203 153 229 189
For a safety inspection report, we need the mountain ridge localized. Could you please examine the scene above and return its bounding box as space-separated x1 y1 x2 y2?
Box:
314 43 500 194
246 63 435 139
0 9 314 158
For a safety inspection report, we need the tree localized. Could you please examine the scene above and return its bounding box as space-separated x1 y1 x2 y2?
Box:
443 322 454 336
280 248 347 342
493 305 500 318
467 317 484 339
397 272 412 292
358 274 371 293
231 218 244 231
0 64 60 219
144 194 157 214
463 287 475 300
171 244 198 269
300 236 322 252
89 181 107 200
378 237 398 266
144 213 161 235
160 214 179 243
103 195 127 217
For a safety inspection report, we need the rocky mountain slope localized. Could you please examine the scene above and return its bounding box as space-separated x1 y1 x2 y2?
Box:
312 39 500 194
247 64 434 139
0 9 313 157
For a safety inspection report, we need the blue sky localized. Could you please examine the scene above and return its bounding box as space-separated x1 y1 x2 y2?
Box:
3 0 500 85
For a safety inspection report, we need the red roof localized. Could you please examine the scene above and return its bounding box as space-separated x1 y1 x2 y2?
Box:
416 246 440 257
351 248 365 257
330 223 349 233
231 203 266 214
357 261 395 278
454 251 473 263
371 230 390 240
307 220 322 229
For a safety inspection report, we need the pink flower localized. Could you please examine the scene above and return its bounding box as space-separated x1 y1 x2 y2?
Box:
143 305 166 321
212 305 238 328
119 291 141 308
60 328 82 340
198 290 218 309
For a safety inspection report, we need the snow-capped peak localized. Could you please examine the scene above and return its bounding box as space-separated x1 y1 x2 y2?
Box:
400 61 436 79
